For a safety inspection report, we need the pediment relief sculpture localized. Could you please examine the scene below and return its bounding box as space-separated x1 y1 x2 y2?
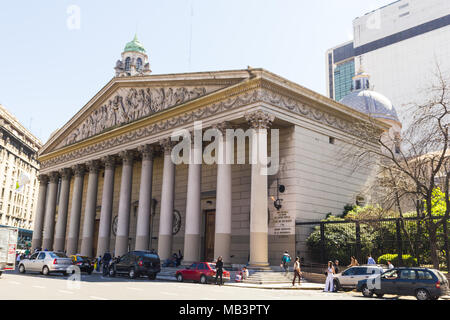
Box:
57 85 225 149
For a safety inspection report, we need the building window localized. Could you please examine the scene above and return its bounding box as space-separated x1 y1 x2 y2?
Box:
329 137 335 144
356 196 366 207
136 58 142 71
125 57 131 71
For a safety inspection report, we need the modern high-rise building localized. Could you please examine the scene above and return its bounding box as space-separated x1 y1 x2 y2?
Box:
0 104 42 248
326 0 450 125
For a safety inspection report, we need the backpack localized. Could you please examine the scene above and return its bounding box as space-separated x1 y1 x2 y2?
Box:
286 256 291 263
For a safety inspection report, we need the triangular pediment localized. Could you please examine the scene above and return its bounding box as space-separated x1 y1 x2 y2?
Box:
40 71 250 155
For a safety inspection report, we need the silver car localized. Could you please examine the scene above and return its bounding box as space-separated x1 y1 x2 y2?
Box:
334 265 386 291
18 251 73 276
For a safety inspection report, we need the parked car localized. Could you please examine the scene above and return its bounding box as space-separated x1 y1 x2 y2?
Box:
176 262 231 284
357 267 450 300
333 265 386 291
70 255 94 274
18 251 73 276
108 250 160 280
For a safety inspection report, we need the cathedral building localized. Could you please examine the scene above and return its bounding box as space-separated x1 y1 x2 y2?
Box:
31 36 399 266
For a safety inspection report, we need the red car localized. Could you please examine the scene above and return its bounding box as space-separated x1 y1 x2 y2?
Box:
176 262 230 284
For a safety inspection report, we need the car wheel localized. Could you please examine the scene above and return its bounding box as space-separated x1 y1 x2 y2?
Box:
42 266 50 276
87 269 93 275
416 288 430 301
362 285 374 298
200 275 207 284
430 296 439 300
109 267 116 277
128 268 136 279
148 273 156 280
375 293 384 299
176 273 183 282
19 264 26 274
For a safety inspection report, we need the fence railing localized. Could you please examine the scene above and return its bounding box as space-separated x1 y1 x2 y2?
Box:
295 215 449 271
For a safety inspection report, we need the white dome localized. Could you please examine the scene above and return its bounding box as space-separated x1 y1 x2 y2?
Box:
340 89 400 124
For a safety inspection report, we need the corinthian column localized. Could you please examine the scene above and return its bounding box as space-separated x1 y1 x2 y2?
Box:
245 110 275 268
97 155 116 257
183 133 202 265
42 172 60 250
67 164 85 255
214 122 233 266
54 168 72 252
114 151 134 257
31 174 49 250
80 160 100 257
158 138 176 261
135 145 155 251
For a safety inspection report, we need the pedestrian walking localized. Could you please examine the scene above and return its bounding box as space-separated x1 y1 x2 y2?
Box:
323 261 335 292
215 256 224 285
348 256 359 267
101 252 112 276
367 254 376 265
292 257 302 286
281 250 291 273
387 260 394 269
334 260 340 274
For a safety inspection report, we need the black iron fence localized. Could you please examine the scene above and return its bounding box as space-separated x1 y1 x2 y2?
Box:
295 216 449 270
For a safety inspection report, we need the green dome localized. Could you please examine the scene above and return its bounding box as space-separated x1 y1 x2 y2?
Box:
124 34 146 53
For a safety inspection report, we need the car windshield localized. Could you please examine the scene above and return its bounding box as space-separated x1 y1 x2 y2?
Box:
76 256 87 262
49 252 67 258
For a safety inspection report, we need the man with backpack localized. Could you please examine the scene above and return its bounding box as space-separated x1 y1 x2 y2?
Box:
281 250 291 273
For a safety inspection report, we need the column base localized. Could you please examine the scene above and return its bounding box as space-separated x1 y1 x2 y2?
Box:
42 238 53 251
135 235 150 251
158 234 173 261
214 233 231 265
80 237 94 258
66 238 79 256
53 237 65 252
115 235 129 257
31 239 42 251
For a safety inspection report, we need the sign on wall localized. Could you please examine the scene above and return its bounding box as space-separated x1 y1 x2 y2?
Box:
269 210 295 235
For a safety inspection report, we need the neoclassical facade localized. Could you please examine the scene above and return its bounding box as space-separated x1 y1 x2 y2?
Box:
31 38 392 266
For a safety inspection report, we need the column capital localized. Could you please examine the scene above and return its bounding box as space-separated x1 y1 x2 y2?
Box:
59 168 72 180
119 150 135 165
138 144 155 161
101 155 117 170
159 138 176 153
71 164 86 177
245 110 275 129
48 171 60 183
38 174 49 184
86 159 101 174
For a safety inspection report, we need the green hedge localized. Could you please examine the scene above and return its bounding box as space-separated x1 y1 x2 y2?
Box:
377 254 418 267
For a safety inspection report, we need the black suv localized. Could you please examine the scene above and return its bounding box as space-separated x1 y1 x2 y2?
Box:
109 250 161 280
357 267 450 300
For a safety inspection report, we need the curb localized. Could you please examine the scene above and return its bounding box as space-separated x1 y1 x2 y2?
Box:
224 284 323 290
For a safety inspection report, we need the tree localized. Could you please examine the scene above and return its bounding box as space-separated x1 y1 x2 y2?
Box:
341 66 450 269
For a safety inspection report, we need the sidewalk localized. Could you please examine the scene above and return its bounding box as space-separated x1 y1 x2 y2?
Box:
224 282 324 290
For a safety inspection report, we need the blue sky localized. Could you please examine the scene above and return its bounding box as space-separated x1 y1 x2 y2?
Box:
0 0 391 143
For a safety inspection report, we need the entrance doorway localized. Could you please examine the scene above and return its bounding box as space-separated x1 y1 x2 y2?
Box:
93 219 100 257
204 210 215 262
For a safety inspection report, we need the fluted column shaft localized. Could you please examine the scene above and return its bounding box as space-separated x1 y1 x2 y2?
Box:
53 169 72 252
67 165 85 255
42 172 59 250
114 151 134 257
80 161 100 257
97 156 116 257
246 111 275 268
214 124 233 265
158 139 176 261
31 175 49 250
183 136 202 264
135 145 154 251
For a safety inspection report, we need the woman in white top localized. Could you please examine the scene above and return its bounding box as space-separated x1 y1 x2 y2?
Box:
324 261 335 292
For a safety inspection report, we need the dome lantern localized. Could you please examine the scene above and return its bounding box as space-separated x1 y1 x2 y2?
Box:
114 34 151 77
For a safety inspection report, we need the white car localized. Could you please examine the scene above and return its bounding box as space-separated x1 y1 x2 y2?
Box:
334 265 386 291
18 251 73 276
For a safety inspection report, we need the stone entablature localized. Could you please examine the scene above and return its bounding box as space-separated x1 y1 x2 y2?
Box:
39 82 383 173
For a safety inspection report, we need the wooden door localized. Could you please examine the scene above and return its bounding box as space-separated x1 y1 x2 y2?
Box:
204 211 216 262
93 219 100 258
